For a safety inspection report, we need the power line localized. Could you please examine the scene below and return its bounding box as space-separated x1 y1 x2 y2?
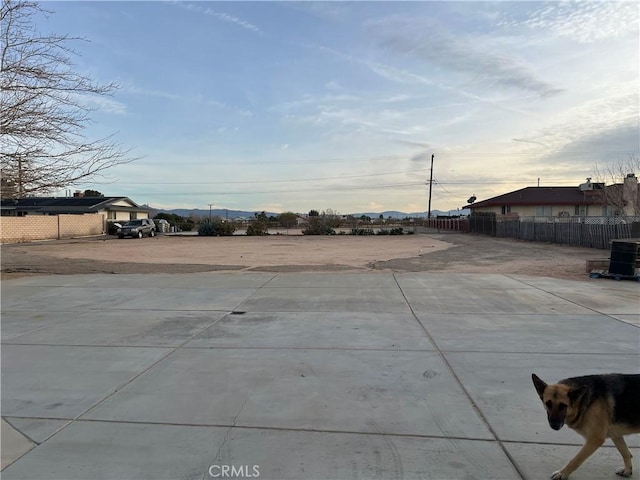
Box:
134 153 410 167
117 181 427 196
114 168 429 185
132 149 637 168
432 179 581 185
433 178 467 200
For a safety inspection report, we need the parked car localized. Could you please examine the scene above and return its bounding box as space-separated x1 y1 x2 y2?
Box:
117 219 156 239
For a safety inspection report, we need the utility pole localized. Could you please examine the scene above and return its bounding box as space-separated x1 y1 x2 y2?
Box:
208 203 214 222
427 154 434 219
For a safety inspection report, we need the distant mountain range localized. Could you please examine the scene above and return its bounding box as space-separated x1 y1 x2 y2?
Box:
149 207 469 220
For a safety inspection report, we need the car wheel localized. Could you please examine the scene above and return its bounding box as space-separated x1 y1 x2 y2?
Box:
150 229 155 237
137 231 143 238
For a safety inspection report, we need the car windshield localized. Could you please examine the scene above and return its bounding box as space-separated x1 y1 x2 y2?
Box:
124 220 142 226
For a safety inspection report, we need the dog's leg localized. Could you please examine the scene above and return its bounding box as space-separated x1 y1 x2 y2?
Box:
611 436 633 477
551 437 605 480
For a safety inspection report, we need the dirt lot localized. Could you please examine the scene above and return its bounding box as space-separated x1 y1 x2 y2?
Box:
1 231 607 281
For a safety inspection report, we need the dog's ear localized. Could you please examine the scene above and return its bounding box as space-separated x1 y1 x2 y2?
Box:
568 385 588 406
532 374 547 398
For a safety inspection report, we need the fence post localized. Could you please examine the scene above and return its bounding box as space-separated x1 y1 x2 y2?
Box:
533 218 536 241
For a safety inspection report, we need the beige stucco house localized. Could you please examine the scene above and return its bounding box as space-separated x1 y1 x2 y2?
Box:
464 176 639 218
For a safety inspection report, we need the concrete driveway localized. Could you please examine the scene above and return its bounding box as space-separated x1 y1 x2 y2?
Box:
1 272 639 479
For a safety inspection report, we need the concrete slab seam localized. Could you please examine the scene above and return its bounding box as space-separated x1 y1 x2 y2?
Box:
2 417 38 446
1 418 36 470
1 416 504 444
1 324 57 343
2 342 435 352
439 350 640 356
31 311 232 447
0 309 96 342
3 342 183 348
205 386 257 480
504 274 640 328
393 273 527 480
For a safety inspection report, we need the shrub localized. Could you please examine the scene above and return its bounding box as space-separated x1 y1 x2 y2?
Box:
198 222 216 236
246 222 269 236
390 227 404 235
302 223 336 235
180 222 194 232
376 229 389 235
198 220 235 236
246 212 269 236
216 221 236 236
302 216 336 235
350 228 375 235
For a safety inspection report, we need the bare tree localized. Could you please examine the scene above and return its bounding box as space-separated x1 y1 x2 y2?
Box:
593 155 640 216
1 0 135 198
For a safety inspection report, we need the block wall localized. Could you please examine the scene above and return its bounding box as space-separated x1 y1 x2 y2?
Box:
0 214 105 243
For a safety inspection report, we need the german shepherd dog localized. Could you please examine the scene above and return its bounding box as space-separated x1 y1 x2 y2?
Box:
532 373 640 479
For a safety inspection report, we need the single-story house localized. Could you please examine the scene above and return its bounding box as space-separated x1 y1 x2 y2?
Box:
0 196 150 222
463 175 639 217
296 214 310 227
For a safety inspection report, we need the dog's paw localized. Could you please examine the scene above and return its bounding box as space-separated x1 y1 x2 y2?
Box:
615 467 632 477
550 471 567 480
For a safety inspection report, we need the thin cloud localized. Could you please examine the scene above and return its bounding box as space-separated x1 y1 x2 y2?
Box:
529 90 639 156
381 94 413 103
312 43 539 117
499 2 638 44
374 21 561 98
410 151 432 165
174 2 263 35
395 140 431 149
75 93 127 115
513 138 550 148
125 85 184 101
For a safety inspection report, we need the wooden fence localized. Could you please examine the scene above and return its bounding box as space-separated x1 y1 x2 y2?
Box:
468 215 640 249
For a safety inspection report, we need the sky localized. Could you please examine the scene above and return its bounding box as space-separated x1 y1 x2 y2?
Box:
38 0 640 214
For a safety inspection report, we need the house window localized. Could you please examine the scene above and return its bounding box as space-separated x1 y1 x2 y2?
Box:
575 205 588 216
107 211 117 220
602 205 620 216
501 205 511 214
129 212 138 220
535 206 552 216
